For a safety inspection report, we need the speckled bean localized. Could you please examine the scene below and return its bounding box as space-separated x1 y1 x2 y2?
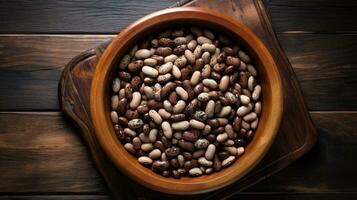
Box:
149 109 162 124
158 62 173 74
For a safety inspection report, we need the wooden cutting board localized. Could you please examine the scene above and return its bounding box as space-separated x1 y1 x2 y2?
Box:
59 0 318 199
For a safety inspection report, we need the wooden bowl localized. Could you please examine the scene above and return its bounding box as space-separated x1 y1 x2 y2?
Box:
90 7 283 194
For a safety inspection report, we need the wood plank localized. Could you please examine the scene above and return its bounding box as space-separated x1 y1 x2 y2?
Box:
0 0 176 33
0 0 355 33
1 193 356 200
0 35 113 110
0 112 355 194
279 34 357 110
231 193 357 200
0 112 106 193
0 196 110 200
0 34 356 110
264 0 357 33
247 111 357 193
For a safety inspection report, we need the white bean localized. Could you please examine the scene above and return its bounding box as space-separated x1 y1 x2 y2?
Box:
161 121 173 139
176 87 188 100
172 65 181 79
129 92 141 109
252 85 261 101
142 66 158 78
149 109 162 124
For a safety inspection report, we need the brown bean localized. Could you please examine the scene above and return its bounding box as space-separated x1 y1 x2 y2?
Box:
178 139 195 152
213 155 222 171
118 117 128 127
161 82 176 98
165 146 181 157
156 47 172 57
154 141 165 151
182 131 199 142
137 105 149 114
128 60 144 73
213 63 225 73
246 130 255 142
131 76 142 90
147 99 163 110
193 149 205 159
132 137 142 150
173 45 186 55
124 84 133 100
193 84 204 94
214 101 222 115
239 72 248 88
185 98 199 115
226 56 240 67
161 136 172 148
180 67 191 80
212 126 225 135
193 58 204 71
117 98 127 115
125 110 139 120
114 125 125 141
170 114 186 122
208 118 220 128
118 71 132 82
152 161 169 172
159 38 173 47
211 71 221 81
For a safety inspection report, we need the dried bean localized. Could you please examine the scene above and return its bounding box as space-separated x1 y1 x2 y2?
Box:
161 121 173 138
222 156 236 167
205 144 216 160
189 119 205 129
197 36 212 44
142 66 158 78
189 168 203 176
149 109 162 125
111 25 262 178
135 49 151 59
184 49 196 64
172 121 190 131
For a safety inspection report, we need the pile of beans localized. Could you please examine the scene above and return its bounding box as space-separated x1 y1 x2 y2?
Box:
110 26 261 178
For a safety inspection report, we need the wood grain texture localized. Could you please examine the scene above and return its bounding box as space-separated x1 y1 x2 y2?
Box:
58 0 316 198
279 34 357 110
0 112 106 194
0 0 175 33
0 35 113 110
264 0 357 33
247 111 357 193
1 34 356 110
2 193 357 200
0 0 354 199
0 196 110 200
1 0 356 33
229 193 357 200
90 6 283 195
0 112 355 194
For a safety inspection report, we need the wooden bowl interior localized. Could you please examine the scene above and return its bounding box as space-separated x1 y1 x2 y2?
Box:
92 7 282 195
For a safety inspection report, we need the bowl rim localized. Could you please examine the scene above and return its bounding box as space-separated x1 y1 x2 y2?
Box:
90 7 283 194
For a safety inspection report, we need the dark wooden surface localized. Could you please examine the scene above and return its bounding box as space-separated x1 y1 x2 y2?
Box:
59 0 315 197
0 0 356 199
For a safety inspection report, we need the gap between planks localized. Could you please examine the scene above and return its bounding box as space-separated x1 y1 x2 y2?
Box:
1 111 356 115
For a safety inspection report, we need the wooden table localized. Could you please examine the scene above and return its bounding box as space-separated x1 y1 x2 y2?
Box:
0 0 356 199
